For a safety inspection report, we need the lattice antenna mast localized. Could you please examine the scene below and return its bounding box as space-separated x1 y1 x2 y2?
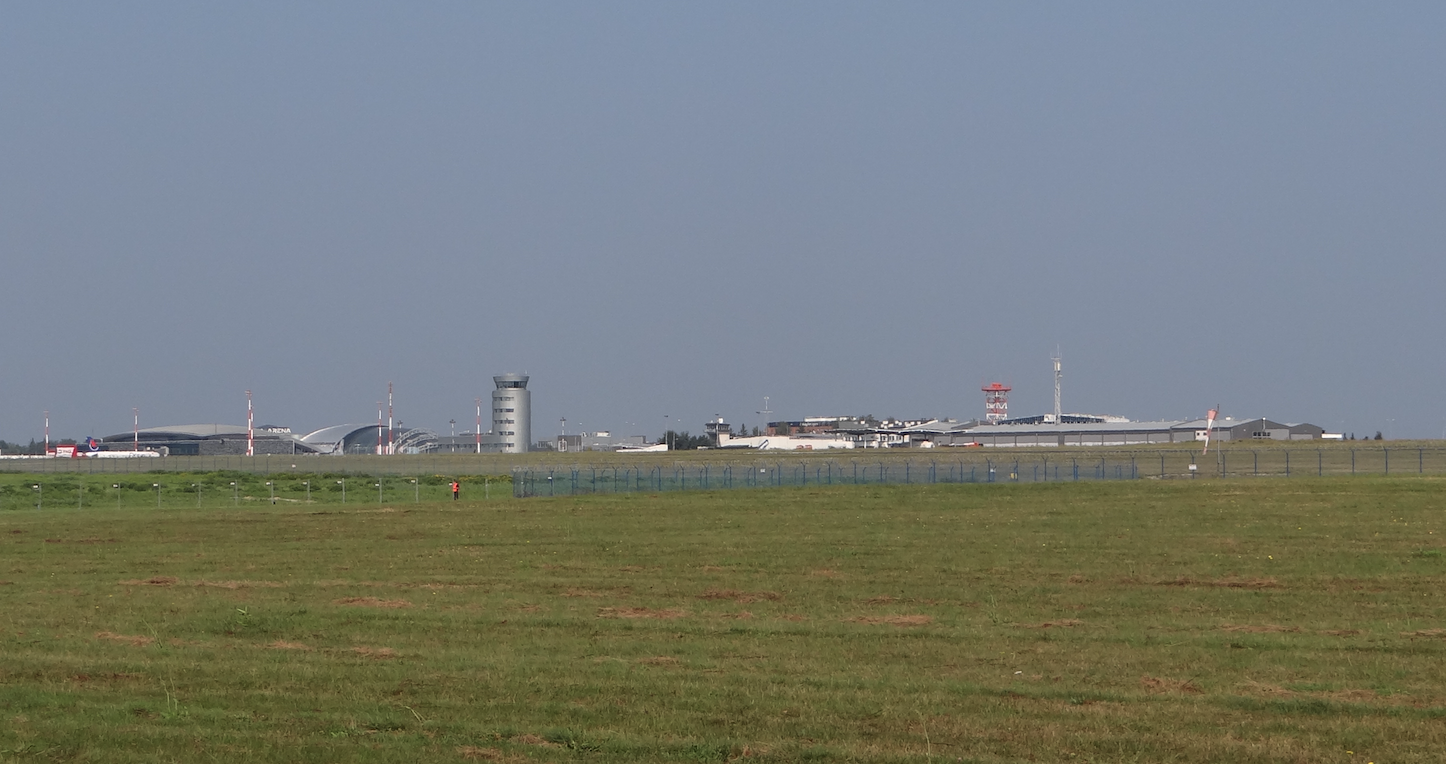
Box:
387 382 394 456
1052 349 1062 424
246 390 254 456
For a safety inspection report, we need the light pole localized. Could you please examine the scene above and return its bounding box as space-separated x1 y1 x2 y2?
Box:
32 484 41 510
664 414 671 450
337 478 346 504
449 419 456 437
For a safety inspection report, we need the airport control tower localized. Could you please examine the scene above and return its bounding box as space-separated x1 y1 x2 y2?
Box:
491 374 531 453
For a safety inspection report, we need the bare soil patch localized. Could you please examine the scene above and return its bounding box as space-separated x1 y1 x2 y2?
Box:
636 656 680 666
512 734 557 747
699 588 781 604
267 640 311 651
119 576 178 587
809 569 843 579
718 611 754 619
95 631 154 646
335 596 412 609
1066 574 1088 584
1152 576 1281 589
863 595 898 605
563 588 612 598
1320 629 1362 637
1020 619 1084 629
597 607 687 619
45 538 118 544
848 615 932 626
1402 628 1446 638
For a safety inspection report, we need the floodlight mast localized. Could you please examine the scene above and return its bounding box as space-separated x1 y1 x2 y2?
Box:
43 410 49 453
133 408 139 451
475 397 482 454
387 382 394 455
246 390 254 457
377 401 383 455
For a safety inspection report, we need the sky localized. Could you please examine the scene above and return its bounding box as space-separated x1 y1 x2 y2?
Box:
3 2 1444 444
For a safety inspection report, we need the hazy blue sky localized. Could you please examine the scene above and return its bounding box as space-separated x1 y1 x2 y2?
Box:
3 2 1443 443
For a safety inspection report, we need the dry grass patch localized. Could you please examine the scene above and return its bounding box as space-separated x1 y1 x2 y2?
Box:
636 656 680 666
119 576 178 587
350 646 398 658
335 596 412 609
848 614 932 627
1141 676 1203 694
1221 623 1300 633
1319 629 1362 637
1066 574 1088 584
512 734 557 747
1402 628 1446 638
863 595 898 604
699 588 781 604
563 588 613 598
266 640 311 651
809 568 843 578
597 607 687 619
95 631 154 646
718 611 754 619
196 580 283 590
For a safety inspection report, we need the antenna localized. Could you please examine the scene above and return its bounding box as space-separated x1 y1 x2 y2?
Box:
377 401 384 455
475 397 482 454
133 407 139 451
246 390 254 457
756 396 773 422
1052 348 1062 424
43 410 49 453
387 382 394 455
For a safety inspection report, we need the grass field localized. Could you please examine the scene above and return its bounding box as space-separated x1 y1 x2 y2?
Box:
2 477 1444 762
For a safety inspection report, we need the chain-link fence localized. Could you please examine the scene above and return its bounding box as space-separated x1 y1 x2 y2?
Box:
512 446 1446 497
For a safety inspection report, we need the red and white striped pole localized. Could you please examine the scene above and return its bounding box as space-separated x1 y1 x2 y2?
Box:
44 410 49 453
133 408 139 451
475 397 482 454
387 382 394 455
377 402 383 455
246 390 254 457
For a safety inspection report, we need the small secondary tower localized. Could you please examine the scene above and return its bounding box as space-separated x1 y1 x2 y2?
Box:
1052 350 1062 424
982 382 1011 424
246 390 254 456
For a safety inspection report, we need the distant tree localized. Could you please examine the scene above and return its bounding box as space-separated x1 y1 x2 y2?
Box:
751 426 761 437
1373 431 1384 441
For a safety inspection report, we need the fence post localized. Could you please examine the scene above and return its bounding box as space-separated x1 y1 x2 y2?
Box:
1285 451 1290 477
1253 451 1258 477
1385 448 1390 475
1351 449 1355 474
1420 448 1424 474
1318 450 1323 477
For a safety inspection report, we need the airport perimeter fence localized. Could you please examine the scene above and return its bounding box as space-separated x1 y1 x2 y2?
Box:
512 446 1446 498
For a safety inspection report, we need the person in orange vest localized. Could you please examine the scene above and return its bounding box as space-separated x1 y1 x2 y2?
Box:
450 480 460 501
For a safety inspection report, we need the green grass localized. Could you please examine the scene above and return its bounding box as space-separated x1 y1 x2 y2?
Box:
3 477 1445 762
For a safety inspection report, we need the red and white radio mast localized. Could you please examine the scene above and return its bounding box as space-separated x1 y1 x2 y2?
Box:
376 401 384 455
246 390 255 457
387 382 394 455
982 382 1011 424
475 397 482 455
44 410 49 453
133 408 139 451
